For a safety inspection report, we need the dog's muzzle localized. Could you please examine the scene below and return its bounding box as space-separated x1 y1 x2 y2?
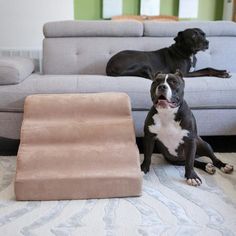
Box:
154 94 177 109
204 40 209 50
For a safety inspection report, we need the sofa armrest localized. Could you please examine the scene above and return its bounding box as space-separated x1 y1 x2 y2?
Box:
0 56 35 85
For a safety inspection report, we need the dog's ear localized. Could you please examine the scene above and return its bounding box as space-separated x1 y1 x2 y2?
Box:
174 31 183 43
175 69 184 79
151 71 162 81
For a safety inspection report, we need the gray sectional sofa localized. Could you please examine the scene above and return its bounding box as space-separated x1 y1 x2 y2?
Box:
0 20 236 140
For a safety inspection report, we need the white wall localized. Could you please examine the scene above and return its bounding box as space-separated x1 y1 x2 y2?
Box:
0 0 73 49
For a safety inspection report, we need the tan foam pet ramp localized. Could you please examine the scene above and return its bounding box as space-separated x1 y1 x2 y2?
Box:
15 93 142 200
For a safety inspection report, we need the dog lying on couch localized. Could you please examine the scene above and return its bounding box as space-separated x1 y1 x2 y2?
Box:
141 71 234 186
106 28 230 79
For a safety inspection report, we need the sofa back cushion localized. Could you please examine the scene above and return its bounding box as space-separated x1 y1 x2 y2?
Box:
42 20 236 75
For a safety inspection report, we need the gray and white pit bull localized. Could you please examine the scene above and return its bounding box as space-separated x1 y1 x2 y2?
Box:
141 71 234 186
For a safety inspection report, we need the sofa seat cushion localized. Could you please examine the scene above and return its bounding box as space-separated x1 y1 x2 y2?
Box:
184 75 236 109
0 57 35 85
0 73 235 112
0 74 152 112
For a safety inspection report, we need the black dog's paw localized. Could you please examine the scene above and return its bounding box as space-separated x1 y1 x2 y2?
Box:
141 163 150 174
221 163 234 174
205 163 216 175
217 71 231 79
185 170 202 186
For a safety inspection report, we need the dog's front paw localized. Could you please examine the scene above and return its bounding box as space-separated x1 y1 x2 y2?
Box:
141 163 150 174
205 163 216 175
218 71 231 79
221 164 234 173
185 170 202 186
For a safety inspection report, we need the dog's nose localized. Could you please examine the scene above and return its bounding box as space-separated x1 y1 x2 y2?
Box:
158 84 167 91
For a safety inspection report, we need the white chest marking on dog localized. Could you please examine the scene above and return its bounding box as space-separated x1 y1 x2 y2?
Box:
149 108 189 156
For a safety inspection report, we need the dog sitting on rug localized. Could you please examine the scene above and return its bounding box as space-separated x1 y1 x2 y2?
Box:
106 28 230 79
141 71 233 186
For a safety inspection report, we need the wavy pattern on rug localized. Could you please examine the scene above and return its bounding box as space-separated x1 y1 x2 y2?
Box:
0 153 236 236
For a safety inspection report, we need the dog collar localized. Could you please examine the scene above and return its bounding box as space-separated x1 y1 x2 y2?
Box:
190 54 197 72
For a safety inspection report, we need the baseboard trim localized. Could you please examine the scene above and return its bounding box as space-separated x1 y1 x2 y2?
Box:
0 136 235 156
0 137 20 156
136 136 236 153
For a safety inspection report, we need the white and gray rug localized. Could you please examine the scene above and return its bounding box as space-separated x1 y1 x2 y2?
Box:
0 153 236 236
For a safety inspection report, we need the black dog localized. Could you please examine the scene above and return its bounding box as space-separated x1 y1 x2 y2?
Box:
106 28 230 79
141 71 233 186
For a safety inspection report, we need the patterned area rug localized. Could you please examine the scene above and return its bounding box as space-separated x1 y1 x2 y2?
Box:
0 153 236 236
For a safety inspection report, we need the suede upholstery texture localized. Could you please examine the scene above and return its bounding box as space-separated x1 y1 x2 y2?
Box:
15 93 142 200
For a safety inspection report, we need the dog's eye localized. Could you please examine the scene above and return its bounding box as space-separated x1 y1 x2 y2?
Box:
168 78 178 85
152 80 162 87
200 31 206 37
